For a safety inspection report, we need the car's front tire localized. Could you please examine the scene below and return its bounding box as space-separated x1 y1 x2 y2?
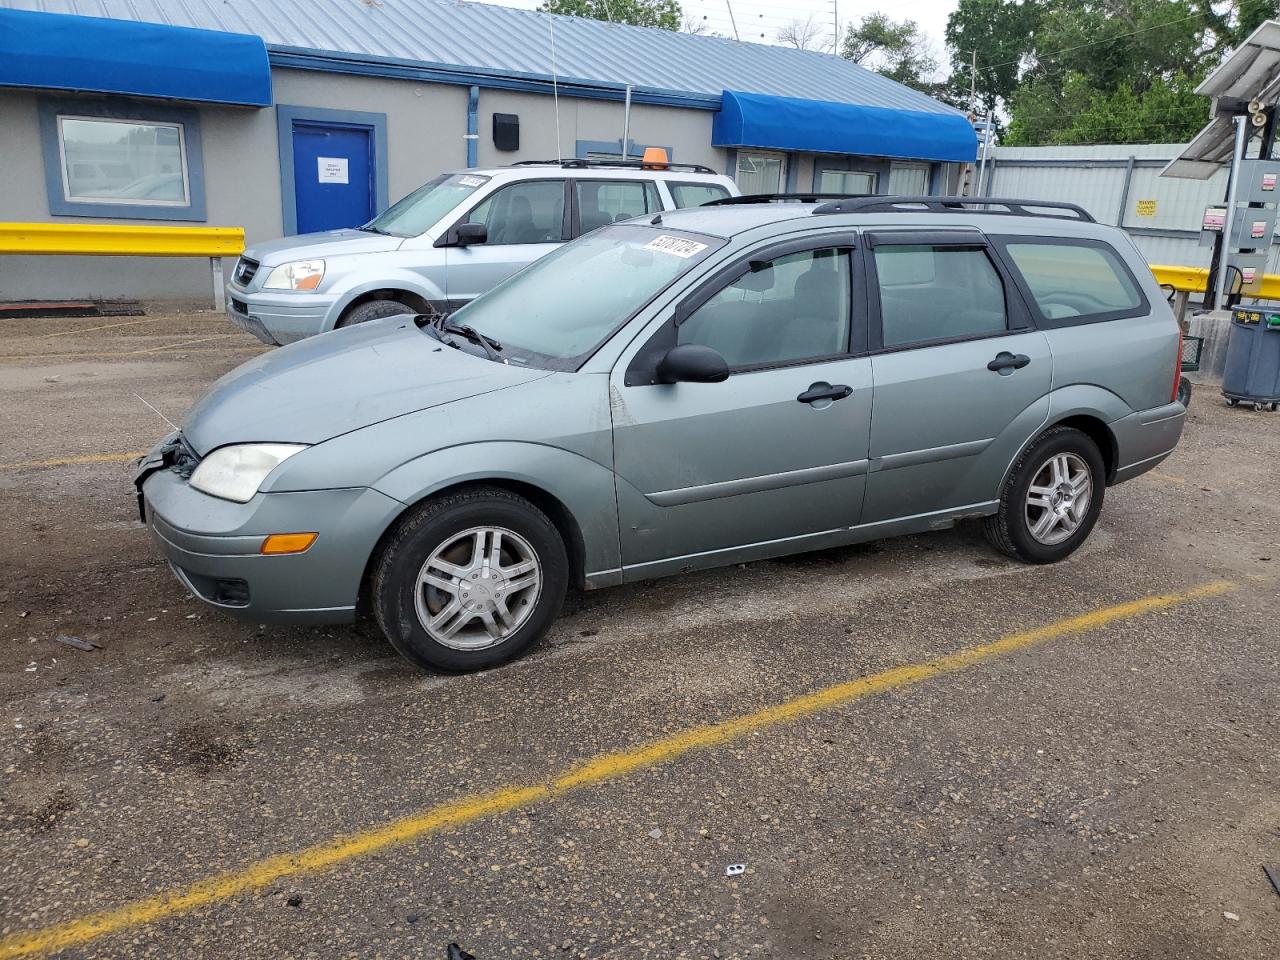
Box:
984 426 1106 564
337 299 412 328
372 486 568 672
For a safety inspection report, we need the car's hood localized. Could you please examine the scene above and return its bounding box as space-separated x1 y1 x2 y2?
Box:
244 229 403 266
182 317 548 452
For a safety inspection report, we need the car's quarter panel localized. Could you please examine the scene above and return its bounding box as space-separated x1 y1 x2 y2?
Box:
610 357 873 571
863 333 1052 523
1041 314 1179 417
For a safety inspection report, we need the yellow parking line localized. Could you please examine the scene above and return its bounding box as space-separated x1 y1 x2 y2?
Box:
0 451 146 471
31 317 164 339
0 579 1236 959
0 345 267 363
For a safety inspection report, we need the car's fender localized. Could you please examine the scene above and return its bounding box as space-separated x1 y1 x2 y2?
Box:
372 441 622 588
321 272 448 331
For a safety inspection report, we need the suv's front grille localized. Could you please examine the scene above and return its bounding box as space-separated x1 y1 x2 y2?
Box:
234 257 260 286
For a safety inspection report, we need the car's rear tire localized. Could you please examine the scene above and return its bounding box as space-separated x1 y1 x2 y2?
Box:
1177 376 1192 408
984 426 1106 564
372 486 568 672
337 299 411 328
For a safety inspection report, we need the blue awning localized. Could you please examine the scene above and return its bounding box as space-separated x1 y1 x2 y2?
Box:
713 90 978 164
0 9 272 107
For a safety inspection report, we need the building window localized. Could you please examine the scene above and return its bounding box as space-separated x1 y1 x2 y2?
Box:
888 163 931 195
58 117 191 206
38 98 207 221
819 169 876 195
736 151 785 194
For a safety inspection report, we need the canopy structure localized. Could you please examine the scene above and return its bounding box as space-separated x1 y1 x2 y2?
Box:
1163 20 1280 179
712 90 979 164
0 8 272 107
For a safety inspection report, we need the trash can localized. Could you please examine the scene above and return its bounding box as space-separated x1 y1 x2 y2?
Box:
1222 306 1280 410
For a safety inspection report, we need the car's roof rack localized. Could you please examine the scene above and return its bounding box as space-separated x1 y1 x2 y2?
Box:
510 158 719 174
811 195 1096 222
703 192 870 206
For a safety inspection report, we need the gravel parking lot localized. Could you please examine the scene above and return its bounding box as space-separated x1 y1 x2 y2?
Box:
1 309 1278 959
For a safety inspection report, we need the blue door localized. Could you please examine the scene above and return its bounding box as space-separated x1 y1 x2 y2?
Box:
291 122 375 234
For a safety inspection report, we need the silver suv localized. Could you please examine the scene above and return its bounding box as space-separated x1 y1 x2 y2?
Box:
141 196 1185 672
225 159 738 345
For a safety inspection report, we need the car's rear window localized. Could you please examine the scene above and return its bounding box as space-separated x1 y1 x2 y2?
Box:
1003 241 1143 323
669 182 731 208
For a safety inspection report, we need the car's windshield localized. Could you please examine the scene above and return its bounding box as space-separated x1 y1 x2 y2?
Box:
448 225 723 369
364 173 491 237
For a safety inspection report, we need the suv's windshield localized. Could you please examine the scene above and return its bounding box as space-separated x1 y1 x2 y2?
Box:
364 173 491 237
448 225 723 369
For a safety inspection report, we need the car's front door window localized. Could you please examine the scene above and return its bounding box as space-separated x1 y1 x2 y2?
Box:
678 248 851 369
465 180 565 245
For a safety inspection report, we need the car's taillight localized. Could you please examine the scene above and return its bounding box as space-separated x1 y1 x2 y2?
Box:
1171 324 1185 403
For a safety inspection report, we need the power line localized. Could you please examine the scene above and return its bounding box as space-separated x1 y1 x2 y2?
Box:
978 11 1205 74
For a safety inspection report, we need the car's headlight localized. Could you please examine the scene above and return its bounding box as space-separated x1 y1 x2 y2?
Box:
262 260 325 291
189 443 307 503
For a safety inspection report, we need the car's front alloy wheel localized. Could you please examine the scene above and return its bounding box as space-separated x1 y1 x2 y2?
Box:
373 487 568 671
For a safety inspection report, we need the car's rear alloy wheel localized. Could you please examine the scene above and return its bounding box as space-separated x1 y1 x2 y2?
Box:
984 426 1105 564
1023 452 1092 546
373 487 568 671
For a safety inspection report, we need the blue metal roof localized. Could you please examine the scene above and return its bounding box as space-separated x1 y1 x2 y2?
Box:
3 0 963 117
0 7 271 106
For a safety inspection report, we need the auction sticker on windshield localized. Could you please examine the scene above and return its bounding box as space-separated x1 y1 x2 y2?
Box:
645 235 708 258
458 175 489 187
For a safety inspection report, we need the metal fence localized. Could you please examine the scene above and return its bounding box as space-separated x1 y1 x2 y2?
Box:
981 144 1280 272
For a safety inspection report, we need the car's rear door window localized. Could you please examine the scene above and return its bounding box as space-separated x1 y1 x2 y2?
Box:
872 243 1007 348
575 180 660 234
1001 240 1144 323
668 182 731 208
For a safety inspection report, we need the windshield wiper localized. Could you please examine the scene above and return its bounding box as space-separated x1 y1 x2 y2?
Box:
422 315 504 362
358 224 392 235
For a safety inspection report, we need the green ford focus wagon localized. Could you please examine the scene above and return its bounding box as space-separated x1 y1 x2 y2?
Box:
137 196 1186 671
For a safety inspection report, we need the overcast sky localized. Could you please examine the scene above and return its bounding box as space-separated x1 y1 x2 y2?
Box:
477 0 962 68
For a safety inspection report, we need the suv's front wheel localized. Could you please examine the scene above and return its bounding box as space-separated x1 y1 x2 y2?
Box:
984 426 1106 564
372 487 568 671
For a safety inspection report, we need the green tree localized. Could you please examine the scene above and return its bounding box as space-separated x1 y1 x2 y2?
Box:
539 0 681 31
840 13 938 91
948 0 1280 145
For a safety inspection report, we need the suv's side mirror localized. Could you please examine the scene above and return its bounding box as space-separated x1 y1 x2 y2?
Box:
656 344 730 384
436 223 488 248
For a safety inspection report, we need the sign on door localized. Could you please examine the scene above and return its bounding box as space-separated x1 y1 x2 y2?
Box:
317 157 349 184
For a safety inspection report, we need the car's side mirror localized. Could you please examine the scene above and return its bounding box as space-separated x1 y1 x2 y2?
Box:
436 223 488 248
453 223 488 247
656 344 730 384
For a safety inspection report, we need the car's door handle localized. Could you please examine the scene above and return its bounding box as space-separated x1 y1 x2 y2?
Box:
796 382 853 404
987 352 1031 373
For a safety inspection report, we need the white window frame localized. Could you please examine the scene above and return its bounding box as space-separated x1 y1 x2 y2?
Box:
57 115 192 207
818 168 878 195
735 151 787 194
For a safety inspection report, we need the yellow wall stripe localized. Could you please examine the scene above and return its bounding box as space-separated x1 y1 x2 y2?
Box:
0 579 1236 959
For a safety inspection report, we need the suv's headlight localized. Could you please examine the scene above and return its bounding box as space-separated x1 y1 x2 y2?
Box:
189 443 307 503
263 260 325 291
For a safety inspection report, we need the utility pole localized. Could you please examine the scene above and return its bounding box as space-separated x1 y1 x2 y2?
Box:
725 0 739 41
969 50 977 113
832 0 839 52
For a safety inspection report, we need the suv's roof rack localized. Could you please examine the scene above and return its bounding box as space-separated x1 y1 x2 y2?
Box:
510 158 719 174
703 192 869 206
811 195 1096 222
